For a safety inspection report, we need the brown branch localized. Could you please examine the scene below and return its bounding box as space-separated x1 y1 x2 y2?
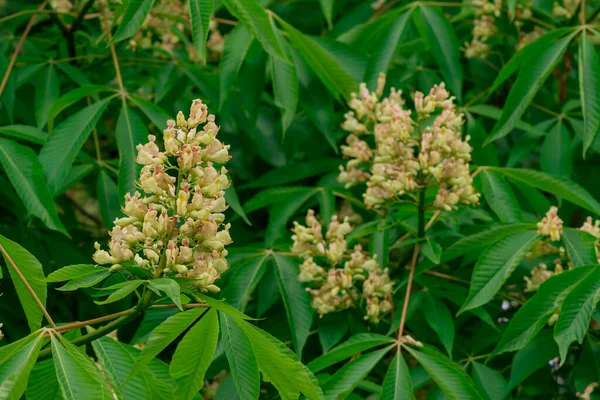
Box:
54 308 137 332
396 243 420 350
425 270 470 284
0 1 48 98
0 242 57 329
149 303 209 309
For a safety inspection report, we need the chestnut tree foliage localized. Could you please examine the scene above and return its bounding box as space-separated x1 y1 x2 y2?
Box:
1 0 600 399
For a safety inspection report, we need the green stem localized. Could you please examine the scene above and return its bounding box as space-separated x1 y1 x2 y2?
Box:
417 190 425 240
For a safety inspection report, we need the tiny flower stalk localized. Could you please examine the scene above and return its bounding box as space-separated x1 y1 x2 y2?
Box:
93 99 232 293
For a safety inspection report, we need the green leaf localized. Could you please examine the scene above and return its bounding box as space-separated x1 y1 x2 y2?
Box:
0 235 48 332
265 188 318 246
116 103 146 198
0 54 15 122
553 266 600 364
97 170 120 230
193 292 253 320
540 121 572 177
226 254 268 311
372 217 391 269
236 318 324 400
404 346 484 400
171 308 219 398
51 335 112 400
490 266 596 358
479 169 523 223
243 159 341 189
26 359 61 400
0 125 47 145
489 28 575 95
127 307 205 381
317 312 349 353
112 0 156 43
219 24 253 110
364 9 412 89
308 333 395 373
243 186 315 213
505 330 558 392
322 346 392 400
271 52 298 135
467 104 547 137
46 264 107 282
319 0 334 29
48 85 114 131
562 228 598 267
189 0 214 64
279 19 358 100
95 280 143 305
39 97 111 195
487 35 572 144
423 238 442 265
147 278 183 310
224 183 252 226
90 335 153 400
272 253 313 355
489 167 600 215
442 223 535 263
459 230 539 314
220 313 261 400
0 138 67 235
221 0 284 59
0 331 45 400
381 353 416 400
579 31 600 155
56 164 96 196
471 362 507 400
35 65 60 128
129 94 171 130
422 293 454 356
57 270 112 291
417 5 463 100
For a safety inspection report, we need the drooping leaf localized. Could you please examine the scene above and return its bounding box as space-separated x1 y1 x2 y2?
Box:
219 25 253 110
308 333 395 373
487 35 573 144
39 97 111 195
318 312 349 353
112 0 156 43
459 230 539 314
0 138 67 234
224 183 252 226
171 309 219 398
380 353 416 400
489 167 600 216
0 125 47 145
226 254 268 311
127 307 205 381
220 313 261 400
490 266 596 358
46 264 107 282
0 234 48 332
147 278 183 310
553 266 600 364
479 169 523 223
321 346 392 400
540 121 572 177
221 0 284 59
265 188 318 246
57 270 112 291
404 346 484 400
48 85 114 130
243 159 341 189
97 170 120 230
561 228 598 267
579 31 600 156
471 362 508 400
188 0 213 63
95 280 144 305
422 293 455 356
35 65 60 129
272 253 313 355
0 330 45 400
271 52 298 135
129 94 171 130
319 0 334 29
115 103 146 198
505 330 558 392
26 359 61 400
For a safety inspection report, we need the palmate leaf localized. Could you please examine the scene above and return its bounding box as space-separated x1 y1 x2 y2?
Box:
459 230 539 314
0 235 48 332
265 188 318 246
127 307 205 381
489 167 600 215
308 333 395 373
46 264 107 282
129 94 171 131
225 254 268 311
39 97 112 195
561 228 598 267
271 50 298 135
221 0 284 59
171 308 219 398
272 253 313 355
115 103 146 198
404 346 484 400
47 85 114 130
422 293 454 356
479 169 523 223
0 124 47 145
490 266 597 358
224 183 251 225
220 313 261 400
112 0 156 43
381 353 415 400
0 138 67 235
51 335 113 400
0 330 45 400
94 280 144 305
243 159 341 189
579 31 600 156
486 34 573 144
553 266 600 364
317 312 349 353
321 346 393 400
26 359 61 400
188 0 213 64
147 278 183 310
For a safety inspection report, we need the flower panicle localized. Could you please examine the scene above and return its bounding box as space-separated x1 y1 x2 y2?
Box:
93 99 232 293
